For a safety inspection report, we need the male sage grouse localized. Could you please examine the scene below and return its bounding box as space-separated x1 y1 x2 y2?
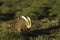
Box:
8 16 31 32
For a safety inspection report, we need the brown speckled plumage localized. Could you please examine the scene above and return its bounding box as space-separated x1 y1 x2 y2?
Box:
10 17 29 32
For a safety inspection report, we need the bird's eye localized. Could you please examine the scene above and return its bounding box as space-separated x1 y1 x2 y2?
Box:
21 29 23 31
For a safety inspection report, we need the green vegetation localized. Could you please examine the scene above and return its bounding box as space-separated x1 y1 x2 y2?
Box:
0 0 60 40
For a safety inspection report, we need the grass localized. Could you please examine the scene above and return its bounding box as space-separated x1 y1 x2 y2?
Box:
0 0 60 40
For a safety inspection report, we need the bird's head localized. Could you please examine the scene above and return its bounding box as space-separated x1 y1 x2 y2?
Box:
21 16 31 29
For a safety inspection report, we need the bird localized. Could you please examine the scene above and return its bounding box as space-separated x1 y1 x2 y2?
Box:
8 16 31 32
21 16 31 29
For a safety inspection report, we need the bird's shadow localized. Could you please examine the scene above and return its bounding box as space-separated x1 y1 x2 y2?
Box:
20 25 60 40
